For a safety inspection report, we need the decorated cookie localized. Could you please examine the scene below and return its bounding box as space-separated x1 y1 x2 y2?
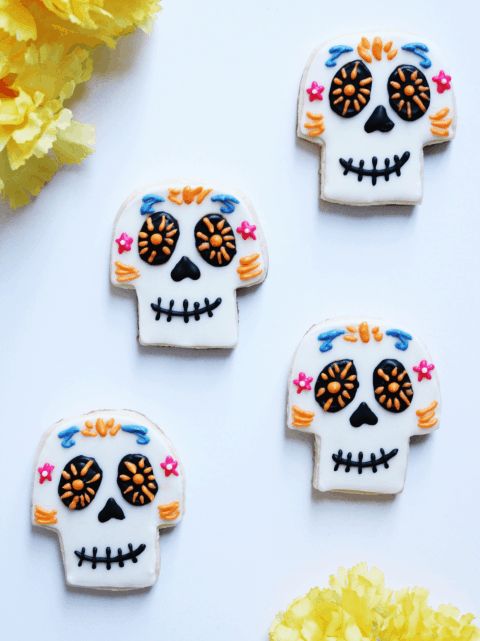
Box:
288 319 440 494
32 410 184 590
298 33 455 205
111 184 268 348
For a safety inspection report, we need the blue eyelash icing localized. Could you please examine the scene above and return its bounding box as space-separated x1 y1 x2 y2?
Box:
121 425 150 445
325 45 354 68
211 194 240 214
386 329 413 351
401 43 432 69
318 329 346 352
140 194 165 215
58 427 80 448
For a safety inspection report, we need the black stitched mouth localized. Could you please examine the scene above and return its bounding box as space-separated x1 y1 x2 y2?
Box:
151 297 222 323
75 543 146 570
339 151 410 185
332 448 398 474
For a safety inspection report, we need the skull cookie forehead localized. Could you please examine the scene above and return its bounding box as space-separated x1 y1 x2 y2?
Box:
32 410 184 590
111 184 268 348
298 33 455 205
288 320 440 494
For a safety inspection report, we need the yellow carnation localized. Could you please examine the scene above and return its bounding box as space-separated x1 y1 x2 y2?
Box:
0 0 161 207
0 118 94 207
23 0 161 48
270 565 479 641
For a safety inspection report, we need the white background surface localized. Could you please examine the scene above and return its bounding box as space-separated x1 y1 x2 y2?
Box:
1 0 479 637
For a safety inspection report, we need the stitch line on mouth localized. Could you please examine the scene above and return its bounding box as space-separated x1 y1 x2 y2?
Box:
75 543 146 570
332 448 399 473
151 297 222 323
339 152 410 185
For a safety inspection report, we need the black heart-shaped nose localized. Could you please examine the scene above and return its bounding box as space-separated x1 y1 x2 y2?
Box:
98 498 125 523
171 256 201 282
349 402 378 428
364 105 395 133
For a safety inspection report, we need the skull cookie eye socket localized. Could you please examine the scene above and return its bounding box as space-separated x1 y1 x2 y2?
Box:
117 454 158 506
388 65 430 121
195 214 237 267
138 212 179 265
314 359 359 412
373 358 414 413
58 455 102 511
329 60 372 118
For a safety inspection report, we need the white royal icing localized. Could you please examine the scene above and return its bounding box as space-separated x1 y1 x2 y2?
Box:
287 319 441 495
111 184 268 348
32 410 184 590
298 33 455 205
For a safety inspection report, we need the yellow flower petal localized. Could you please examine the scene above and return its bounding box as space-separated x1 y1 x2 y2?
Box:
0 147 58 207
23 0 161 48
52 119 94 163
0 0 36 41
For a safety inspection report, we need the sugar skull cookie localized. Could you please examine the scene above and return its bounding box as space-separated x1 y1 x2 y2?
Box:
111 184 268 348
288 320 440 494
298 33 455 205
32 410 184 590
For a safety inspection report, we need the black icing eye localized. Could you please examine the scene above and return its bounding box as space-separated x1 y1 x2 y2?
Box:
138 212 179 265
373 359 414 413
314 359 359 412
117 454 158 506
58 455 102 510
388 65 430 121
329 60 372 118
194 214 237 267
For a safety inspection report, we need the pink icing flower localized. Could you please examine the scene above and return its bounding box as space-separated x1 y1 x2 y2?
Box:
413 359 435 382
432 70 452 94
115 232 134 254
293 372 313 394
306 81 325 102
160 455 179 477
236 220 257 240
38 462 54 484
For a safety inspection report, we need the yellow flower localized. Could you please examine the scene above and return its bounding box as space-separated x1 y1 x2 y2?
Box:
22 0 161 48
270 565 479 641
0 118 94 207
0 42 92 165
0 1 161 207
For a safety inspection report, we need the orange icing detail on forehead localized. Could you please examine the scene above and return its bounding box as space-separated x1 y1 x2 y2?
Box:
167 186 212 205
343 322 384 344
82 417 122 438
357 37 398 63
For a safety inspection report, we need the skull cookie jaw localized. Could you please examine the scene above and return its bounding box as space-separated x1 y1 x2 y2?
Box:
111 184 267 349
288 319 441 496
62 530 160 590
321 145 423 206
313 435 410 495
299 33 455 206
136 286 238 348
32 410 184 591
